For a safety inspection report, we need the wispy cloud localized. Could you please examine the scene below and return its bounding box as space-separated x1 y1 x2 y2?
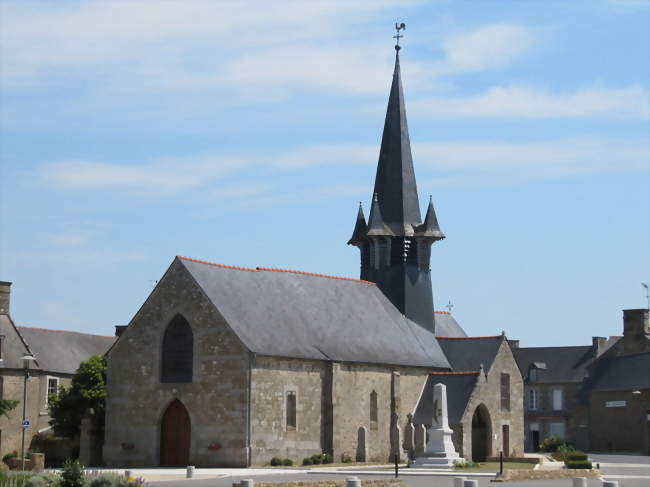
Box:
435 24 534 74
412 84 649 119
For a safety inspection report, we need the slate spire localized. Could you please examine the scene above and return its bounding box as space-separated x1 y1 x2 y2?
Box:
347 202 368 245
372 50 422 235
347 35 445 334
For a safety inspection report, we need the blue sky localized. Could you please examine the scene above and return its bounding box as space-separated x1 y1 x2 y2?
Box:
1 0 648 346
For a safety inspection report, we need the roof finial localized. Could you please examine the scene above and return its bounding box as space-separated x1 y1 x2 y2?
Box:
394 22 405 51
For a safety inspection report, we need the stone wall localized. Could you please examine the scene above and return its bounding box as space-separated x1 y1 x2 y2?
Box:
103 259 250 467
589 388 650 454
459 340 524 460
0 370 42 456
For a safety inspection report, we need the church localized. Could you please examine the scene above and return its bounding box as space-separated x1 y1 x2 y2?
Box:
103 43 523 468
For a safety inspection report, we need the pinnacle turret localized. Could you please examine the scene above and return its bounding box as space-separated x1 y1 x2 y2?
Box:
347 203 368 245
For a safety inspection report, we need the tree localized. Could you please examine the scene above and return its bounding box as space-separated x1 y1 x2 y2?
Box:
0 399 19 417
49 355 107 438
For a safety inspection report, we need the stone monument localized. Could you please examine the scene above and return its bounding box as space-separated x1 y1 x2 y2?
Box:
412 382 464 468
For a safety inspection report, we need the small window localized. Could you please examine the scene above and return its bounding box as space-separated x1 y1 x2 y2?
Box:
0 334 4 361
46 377 59 405
549 422 565 440
528 367 537 382
528 389 538 410
500 373 510 411
553 389 563 411
370 390 378 429
286 391 296 431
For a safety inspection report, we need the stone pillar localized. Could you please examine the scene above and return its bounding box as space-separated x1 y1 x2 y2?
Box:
414 424 426 456
403 414 415 460
29 453 44 472
390 422 402 462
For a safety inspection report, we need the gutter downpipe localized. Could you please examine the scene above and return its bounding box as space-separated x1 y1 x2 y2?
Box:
246 351 254 466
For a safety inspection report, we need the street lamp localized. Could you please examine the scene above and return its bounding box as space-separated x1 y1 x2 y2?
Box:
20 353 36 472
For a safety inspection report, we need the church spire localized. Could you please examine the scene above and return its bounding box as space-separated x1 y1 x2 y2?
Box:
371 46 421 236
347 25 445 334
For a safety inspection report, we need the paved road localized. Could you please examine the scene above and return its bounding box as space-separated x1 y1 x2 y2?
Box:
587 452 650 483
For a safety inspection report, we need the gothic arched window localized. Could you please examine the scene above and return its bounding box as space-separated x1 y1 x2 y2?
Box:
161 315 193 383
370 390 378 429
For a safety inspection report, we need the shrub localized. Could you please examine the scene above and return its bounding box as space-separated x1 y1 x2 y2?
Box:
310 454 322 465
322 453 333 464
302 457 313 465
2 451 18 466
539 436 563 452
89 473 129 487
566 452 588 461
25 476 48 487
270 457 283 466
566 460 592 469
342 456 353 463
454 460 479 469
60 459 85 487
282 458 293 466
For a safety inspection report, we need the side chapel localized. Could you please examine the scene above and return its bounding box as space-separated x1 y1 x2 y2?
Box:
103 41 523 467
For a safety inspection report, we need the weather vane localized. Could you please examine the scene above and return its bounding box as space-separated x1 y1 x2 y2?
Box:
446 300 454 313
394 22 406 51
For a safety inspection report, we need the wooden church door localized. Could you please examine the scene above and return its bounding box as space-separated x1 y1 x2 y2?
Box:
160 399 191 467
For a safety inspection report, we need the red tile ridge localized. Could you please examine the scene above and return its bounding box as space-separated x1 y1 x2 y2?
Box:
177 255 258 272
178 255 376 285
256 267 376 285
17 325 115 339
434 310 450 315
436 335 503 340
430 371 480 375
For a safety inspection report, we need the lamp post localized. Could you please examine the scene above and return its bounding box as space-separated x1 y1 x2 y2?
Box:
20 353 36 472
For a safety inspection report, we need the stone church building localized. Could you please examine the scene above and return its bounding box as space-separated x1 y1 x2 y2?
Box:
103 46 523 467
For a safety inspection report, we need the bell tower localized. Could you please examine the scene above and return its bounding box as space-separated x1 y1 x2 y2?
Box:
348 33 444 333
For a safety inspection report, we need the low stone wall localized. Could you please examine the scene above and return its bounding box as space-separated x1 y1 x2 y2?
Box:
486 456 539 464
496 469 600 481
243 481 405 487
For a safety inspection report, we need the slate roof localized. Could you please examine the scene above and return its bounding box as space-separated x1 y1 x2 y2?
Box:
433 311 467 338
17 326 115 375
587 352 650 392
0 314 31 369
512 346 596 383
412 372 479 425
179 256 451 369
436 336 504 373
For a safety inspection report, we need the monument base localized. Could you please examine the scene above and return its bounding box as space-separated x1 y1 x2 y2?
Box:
411 455 464 469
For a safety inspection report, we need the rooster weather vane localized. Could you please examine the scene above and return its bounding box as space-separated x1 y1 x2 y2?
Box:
394 22 406 51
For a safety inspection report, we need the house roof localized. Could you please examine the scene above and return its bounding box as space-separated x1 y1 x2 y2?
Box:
436 336 504 373
179 256 451 369
412 372 479 425
17 326 115 374
587 352 650 392
433 311 467 338
0 314 32 369
512 345 596 383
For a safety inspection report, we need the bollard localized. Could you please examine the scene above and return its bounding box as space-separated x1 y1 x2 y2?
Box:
602 482 618 487
346 477 361 487
186 466 195 479
240 480 254 487
572 477 586 487
453 477 466 487
463 480 478 487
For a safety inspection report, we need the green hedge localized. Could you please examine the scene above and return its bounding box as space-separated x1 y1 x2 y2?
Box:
566 460 592 469
566 452 588 461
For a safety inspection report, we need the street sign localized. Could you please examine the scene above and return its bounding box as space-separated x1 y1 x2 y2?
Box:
22 420 30 429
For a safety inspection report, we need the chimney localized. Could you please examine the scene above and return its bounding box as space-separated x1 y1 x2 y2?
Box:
508 339 520 349
622 309 650 355
0 281 11 315
592 336 606 356
115 325 127 337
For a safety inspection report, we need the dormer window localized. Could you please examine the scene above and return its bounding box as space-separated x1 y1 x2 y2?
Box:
528 367 537 382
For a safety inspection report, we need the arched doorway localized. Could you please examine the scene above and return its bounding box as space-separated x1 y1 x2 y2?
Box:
160 399 191 467
471 404 491 462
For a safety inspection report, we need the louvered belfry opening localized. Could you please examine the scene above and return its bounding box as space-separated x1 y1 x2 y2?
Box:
161 314 193 383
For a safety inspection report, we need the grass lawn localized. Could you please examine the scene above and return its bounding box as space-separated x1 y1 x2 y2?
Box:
454 462 535 472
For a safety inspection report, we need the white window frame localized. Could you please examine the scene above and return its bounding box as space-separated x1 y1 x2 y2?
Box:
552 388 563 411
528 389 538 410
45 376 59 406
